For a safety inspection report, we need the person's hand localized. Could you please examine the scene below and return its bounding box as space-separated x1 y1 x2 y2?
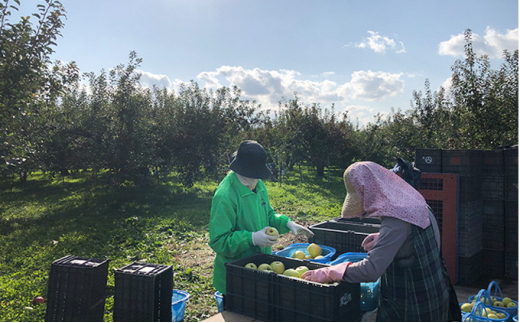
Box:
287 221 314 237
361 233 380 251
252 227 278 248
301 262 351 283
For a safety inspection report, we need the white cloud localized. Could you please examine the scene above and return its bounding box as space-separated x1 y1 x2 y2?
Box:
137 69 173 89
340 70 405 101
355 31 406 54
195 66 405 109
344 105 388 126
438 27 518 58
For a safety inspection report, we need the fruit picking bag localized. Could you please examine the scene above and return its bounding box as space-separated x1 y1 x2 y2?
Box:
463 289 510 322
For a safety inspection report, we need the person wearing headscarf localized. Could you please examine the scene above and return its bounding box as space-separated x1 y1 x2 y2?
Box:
302 161 449 321
209 140 314 299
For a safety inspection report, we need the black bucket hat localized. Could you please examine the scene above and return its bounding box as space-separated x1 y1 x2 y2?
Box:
229 140 272 179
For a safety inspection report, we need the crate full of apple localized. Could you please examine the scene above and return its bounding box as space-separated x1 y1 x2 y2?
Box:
225 253 361 322
273 243 336 264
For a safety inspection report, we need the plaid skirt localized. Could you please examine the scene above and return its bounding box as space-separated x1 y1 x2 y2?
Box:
377 223 450 321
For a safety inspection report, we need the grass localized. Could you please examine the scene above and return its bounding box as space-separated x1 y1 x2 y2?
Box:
0 166 346 321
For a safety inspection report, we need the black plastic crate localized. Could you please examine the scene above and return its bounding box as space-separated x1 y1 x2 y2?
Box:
483 199 505 229
458 175 484 203
458 214 483 258
481 174 504 200
504 147 518 178
504 179 518 201
458 251 483 285
505 200 518 228
483 149 504 175
482 249 505 279
442 149 483 176
505 257 518 280
225 253 361 322
415 148 443 173
45 255 109 322
113 262 173 322
308 221 380 258
331 216 381 226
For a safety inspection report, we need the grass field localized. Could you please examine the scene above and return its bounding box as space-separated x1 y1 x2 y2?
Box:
0 166 347 321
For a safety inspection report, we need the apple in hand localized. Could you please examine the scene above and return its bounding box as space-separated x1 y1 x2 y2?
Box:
245 263 257 270
270 261 285 274
258 263 272 271
265 227 279 237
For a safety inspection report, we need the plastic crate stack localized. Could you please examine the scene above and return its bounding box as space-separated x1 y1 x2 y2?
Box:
504 147 518 279
113 262 173 322
481 150 506 278
416 147 519 284
45 255 109 322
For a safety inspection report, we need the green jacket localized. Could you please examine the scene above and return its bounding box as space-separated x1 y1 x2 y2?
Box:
209 171 291 294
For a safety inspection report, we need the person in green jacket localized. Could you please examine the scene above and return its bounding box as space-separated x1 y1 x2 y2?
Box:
209 140 314 299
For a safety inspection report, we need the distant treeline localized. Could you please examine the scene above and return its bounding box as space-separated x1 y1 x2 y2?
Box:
1 0 517 187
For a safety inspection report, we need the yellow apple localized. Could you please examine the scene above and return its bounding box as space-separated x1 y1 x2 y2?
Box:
265 227 279 237
282 269 300 277
502 297 512 306
292 250 306 259
295 266 309 277
314 255 324 260
307 243 322 258
460 303 473 313
270 261 285 274
494 301 504 307
258 263 272 271
245 262 257 270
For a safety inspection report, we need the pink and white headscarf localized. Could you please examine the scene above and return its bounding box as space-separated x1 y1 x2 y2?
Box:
342 161 430 229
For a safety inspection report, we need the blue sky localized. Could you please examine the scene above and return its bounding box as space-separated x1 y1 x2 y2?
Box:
18 0 520 125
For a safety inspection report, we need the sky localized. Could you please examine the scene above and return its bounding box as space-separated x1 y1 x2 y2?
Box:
17 0 520 126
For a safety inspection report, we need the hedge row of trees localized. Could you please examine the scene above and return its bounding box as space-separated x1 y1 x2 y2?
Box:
1 1 518 187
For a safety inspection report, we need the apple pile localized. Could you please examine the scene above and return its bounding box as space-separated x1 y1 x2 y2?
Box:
291 243 324 260
460 295 516 319
244 261 310 278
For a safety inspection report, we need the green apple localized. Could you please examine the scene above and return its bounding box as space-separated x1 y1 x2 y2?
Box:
494 301 504 307
295 266 309 277
313 255 324 260
292 250 306 259
307 243 322 258
258 263 272 271
270 261 285 274
282 269 300 277
245 262 257 270
507 301 516 308
502 297 512 306
265 227 279 237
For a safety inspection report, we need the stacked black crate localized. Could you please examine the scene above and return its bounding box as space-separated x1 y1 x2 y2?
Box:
113 262 173 322
481 149 505 278
415 148 443 173
443 149 483 285
45 255 109 322
504 147 518 279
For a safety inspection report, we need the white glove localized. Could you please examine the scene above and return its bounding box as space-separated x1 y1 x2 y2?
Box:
252 227 278 248
361 233 380 251
287 221 314 238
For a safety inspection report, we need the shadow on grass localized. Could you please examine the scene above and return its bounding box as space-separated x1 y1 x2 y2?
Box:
0 174 214 263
